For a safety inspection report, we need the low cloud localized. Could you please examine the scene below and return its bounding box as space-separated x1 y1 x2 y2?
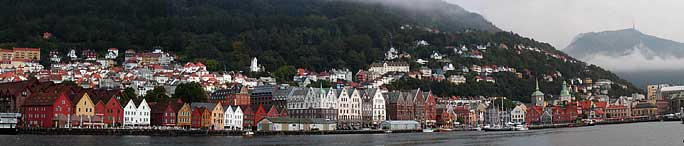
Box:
585 47 684 72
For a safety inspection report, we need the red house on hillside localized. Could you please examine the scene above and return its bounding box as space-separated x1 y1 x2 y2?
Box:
22 92 72 128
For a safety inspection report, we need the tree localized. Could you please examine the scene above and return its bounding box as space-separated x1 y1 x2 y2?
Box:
272 65 296 84
307 80 333 88
144 86 169 102
122 87 137 102
173 82 207 103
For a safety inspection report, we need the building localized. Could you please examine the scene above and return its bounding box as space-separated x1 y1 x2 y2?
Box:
605 105 631 119
224 105 243 130
531 80 545 106
22 92 72 128
191 102 223 130
71 92 96 127
368 62 409 76
336 88 362 129
191 107 211 128
559 81 573 103
525 105 544 125
378 120 420 130
362 88 385 127
176 103 192 128
257 117 336 131
249 57 262 72
511 104 526 124
632 102 657 118
210 84 250 106
11 48 41 61
287 87 338 121
123 99 150 127
150 99 183 127
423 90 437 127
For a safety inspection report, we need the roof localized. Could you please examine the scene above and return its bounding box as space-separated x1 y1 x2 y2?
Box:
261 117 335 124
634 103 656 109
191 102 218 110
25 92 65 106
380 120 420 125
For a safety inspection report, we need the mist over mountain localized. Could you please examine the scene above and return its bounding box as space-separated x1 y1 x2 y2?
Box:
564 28 684 88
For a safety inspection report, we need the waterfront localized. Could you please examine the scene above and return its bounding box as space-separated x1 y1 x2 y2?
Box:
1 121 682 146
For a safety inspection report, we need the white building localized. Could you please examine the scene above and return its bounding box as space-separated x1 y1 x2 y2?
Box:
511 104 526 124
106 48 119 59
366 88 386 125
368 62 409 75
329 69 353 82
250 57 262 72
224 106 243 130
123 99 150 127
385 47 399 60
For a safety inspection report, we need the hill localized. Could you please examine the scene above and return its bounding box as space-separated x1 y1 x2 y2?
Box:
0 0 642 99
0 0 497 71
564 28 684 88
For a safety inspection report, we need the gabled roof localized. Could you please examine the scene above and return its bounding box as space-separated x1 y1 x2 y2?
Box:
191 102 218 111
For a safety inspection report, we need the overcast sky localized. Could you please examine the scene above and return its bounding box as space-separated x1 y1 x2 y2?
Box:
446 0 684 49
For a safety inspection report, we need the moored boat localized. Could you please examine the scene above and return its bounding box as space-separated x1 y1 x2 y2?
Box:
0 113 20 135
422 128 435 133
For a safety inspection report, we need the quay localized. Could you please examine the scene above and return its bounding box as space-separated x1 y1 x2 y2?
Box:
17 128 422 136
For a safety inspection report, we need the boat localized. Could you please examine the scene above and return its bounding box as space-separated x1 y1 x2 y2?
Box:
513 125 528 131
0 113 20 135
242 131 254 137
422 128 435 133
472 127 482 131
482 126 513 132
436 128 453 132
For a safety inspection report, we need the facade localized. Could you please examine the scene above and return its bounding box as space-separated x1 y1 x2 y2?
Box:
423 90 437 127
72 92 96 126
605 105 631 119
257 117 336 131
511 104 526 124
150 99 183 127
191 102 223 130
10 48 41 61
336 88 362 129
22 92 72 128
531 80 545 106
368 62 410 75
123 99 150 127
525 105 544 125
632 102 657 118
361 88 386 127
559 81 573 103
176 103 192 128
224 106 244 130
287 87 337 121
210 84 250 106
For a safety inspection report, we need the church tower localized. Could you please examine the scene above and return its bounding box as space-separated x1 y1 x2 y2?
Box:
559 81 572 103
531 79 545 107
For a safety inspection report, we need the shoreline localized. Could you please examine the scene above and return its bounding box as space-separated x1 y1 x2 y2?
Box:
9 120 677 137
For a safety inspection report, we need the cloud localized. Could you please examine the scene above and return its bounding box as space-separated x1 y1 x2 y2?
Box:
446 0 684 49
584 46 684 72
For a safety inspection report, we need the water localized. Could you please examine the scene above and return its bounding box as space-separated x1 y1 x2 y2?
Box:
1 122 682 146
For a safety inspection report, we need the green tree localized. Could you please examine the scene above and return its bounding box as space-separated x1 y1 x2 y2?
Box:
272 65 296 84
144 86 169 102
307 80 333 88
173 82 207 103
122 87 137 102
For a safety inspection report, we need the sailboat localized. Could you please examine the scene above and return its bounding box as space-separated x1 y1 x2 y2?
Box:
483 98 513 131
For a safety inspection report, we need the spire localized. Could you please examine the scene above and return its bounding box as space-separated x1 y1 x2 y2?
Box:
535 79 540 91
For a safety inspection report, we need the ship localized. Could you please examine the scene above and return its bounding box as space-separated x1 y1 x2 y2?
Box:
0 113 21 135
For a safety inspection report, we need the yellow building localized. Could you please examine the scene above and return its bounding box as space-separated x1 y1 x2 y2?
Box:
0 49 12 60
177 103 192 128
12 48 41 61
75 92 95 117
210 103 224 130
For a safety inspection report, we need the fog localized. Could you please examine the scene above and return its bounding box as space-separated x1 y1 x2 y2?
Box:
585 47 684 72
447 0 684 49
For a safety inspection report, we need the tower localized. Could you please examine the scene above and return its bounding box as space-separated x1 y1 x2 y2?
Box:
559 81 572 103
531 79 545 107
250 57 260 72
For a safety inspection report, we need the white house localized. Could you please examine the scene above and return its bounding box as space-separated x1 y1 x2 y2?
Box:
367 88 385 125
123 99 150 127
511 104 526 124
224 106 243 130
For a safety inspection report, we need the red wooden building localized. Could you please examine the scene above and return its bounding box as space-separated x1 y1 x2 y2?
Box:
22 92 72 128
150 99 184 127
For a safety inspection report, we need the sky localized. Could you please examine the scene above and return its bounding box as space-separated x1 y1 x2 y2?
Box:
446 0 684 49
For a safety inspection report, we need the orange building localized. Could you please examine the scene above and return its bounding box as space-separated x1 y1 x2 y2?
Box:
12 48 41 61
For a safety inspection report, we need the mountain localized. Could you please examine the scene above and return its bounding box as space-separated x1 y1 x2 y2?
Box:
565 28 684 61
564 28 684 88
0 0 498 71
0 0 642 98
